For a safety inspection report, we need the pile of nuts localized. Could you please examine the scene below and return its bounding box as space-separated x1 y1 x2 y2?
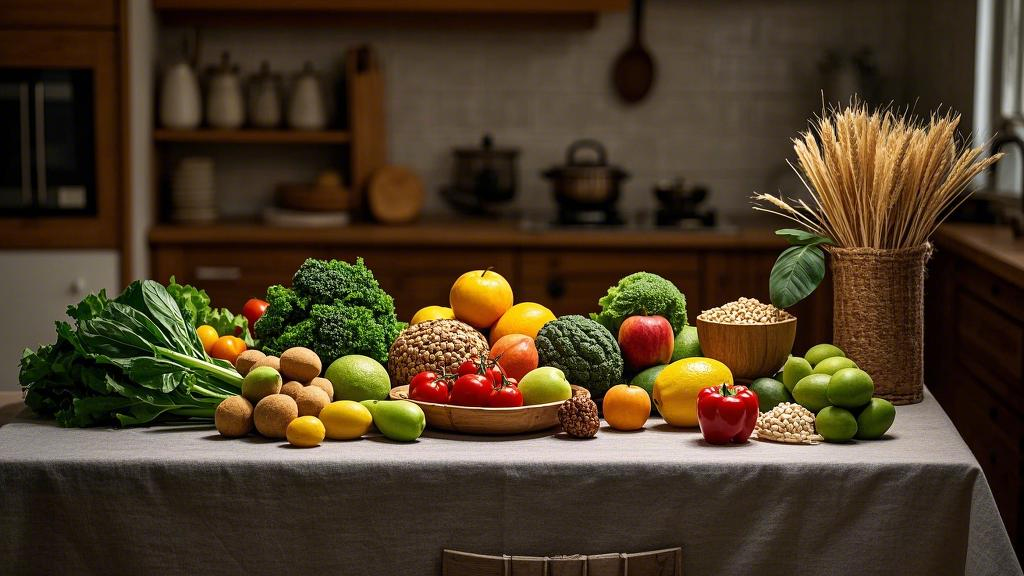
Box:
698 297 792 325
755 402 823 444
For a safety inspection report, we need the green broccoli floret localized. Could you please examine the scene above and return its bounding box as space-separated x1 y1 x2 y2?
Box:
591 272 687 334
535 315 623 398
253 258 401 367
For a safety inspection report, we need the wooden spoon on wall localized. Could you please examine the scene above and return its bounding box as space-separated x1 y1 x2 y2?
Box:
612 0 656 104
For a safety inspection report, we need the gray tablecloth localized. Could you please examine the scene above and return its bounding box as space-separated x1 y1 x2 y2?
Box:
0 390 1019 576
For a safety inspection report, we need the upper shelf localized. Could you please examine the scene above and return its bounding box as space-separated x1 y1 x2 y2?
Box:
152 0 628 13
154 128 351 145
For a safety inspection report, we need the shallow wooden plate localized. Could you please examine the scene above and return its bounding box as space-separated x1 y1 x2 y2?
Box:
389 385 590 435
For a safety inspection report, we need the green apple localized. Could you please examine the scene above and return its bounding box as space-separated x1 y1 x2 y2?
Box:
782 356 813 393
519 367 572 405
812 356 858 376
372 400 425 441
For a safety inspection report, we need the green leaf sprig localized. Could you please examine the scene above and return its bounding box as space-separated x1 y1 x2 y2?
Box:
769 229 833 309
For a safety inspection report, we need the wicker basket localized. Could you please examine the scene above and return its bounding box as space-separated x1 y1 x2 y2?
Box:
830 244 932 405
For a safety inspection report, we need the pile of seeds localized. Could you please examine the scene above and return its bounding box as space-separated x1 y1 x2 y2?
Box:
698 297 792 324
754 402 823 444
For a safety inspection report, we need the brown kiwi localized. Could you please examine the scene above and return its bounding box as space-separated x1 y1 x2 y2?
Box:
280 347 322 382
215 395 254 437
253 394 298 438
295 386 331 417
234 349 267 376
280 381 305 401
251 355 281 373
308 376 334 401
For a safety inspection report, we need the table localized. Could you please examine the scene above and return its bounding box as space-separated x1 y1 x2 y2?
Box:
0 390 1020 575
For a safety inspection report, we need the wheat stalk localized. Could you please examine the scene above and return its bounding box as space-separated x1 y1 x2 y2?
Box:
753 101 1004 249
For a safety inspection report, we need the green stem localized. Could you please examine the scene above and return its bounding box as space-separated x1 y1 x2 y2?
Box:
155 346 243 387
190 384 232 400
170 407 216 419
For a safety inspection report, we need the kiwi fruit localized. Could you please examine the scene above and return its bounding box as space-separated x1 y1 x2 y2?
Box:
215 395 254 437
234 349 267 376
252 355 281 373
241 366 283 404
296 385 331 417
308 376 334 401
254 394 298 438
280 381 305 401
280 347 322 382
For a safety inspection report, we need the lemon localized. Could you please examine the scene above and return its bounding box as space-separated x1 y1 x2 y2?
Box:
411 305 455 325
286 415 326 447
489 302 556 344
653 357 733 427
319 400 373 440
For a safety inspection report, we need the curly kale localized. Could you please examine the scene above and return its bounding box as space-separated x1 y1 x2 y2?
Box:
591 272 687 334
254 258 402 367
535 315 623 398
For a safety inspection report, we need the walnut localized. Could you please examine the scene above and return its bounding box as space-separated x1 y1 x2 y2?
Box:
558 396 600 438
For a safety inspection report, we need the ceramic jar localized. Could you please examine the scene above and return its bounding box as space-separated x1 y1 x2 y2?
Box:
206 52 244 129
288 61 327 130
159 60 201 129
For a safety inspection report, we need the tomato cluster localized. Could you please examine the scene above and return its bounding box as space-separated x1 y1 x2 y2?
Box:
408 356 523 408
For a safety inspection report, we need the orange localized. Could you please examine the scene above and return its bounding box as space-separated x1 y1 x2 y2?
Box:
210 335 247 365
196 325 219 353
489 302 556 344
449 269 514 329
602 384 652 431
653 357 733 427
410 305 455 325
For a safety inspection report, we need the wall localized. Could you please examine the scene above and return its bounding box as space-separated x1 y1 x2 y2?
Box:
155 0 916 226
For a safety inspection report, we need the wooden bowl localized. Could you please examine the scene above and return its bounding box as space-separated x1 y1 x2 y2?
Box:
695 316 797 380
389 385 590 435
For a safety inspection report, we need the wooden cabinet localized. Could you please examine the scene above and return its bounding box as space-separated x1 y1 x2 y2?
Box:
0 0 118 29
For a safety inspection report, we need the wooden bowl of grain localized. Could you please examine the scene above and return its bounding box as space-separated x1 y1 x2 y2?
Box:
696 300 797 380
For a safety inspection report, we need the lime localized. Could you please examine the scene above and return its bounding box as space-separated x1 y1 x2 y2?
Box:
805 343 845 367
749 377 793 412
827 368 874 408
782 356 813 393
855 397 896 439
792 373 832 413
671 325 702 362
631 364 667 414
326 355 391 402
813 356 858 376
815 406 858 442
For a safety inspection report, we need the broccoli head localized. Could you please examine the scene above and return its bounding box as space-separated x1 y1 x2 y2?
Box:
535 315 623 398
253 258 401 367
591 272 687 334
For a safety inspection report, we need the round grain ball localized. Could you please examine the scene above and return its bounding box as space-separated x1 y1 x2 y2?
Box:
241 366 283 404
234 349 267 376
308 376 334 400
252 355 281 373
295 385 331 417
254 394 298 439
280 380 305 401
280 347 322 382
215 395 254 437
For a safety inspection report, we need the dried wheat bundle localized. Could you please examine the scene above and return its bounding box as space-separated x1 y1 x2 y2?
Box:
754 102 1004 249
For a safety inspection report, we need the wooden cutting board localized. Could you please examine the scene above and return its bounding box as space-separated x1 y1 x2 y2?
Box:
367 165 424 224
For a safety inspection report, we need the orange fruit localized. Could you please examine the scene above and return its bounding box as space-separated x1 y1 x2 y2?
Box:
196 325 219 353
410 305 455 325
602 384 652 431
210 335 247 365
489 302 556 344
653 357 733 427
449 269 514 329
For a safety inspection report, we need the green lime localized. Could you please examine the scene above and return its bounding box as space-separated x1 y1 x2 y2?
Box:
631 364 667 414
671 325 701 362
792 373 832 413
749 377 792 412
813 356 858 376
782 356 813 393
855 397 896 439
326 355 392 402
827 368 874 408
805 343 845 367
815 406 858 442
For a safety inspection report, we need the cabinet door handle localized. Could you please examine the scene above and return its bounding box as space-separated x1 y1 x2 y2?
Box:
195 266 241 281
34 82 46 205
19 83 30 205
547 277 566 300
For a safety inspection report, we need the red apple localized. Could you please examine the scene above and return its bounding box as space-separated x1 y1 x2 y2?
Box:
618 315 674 372
488 334 539 382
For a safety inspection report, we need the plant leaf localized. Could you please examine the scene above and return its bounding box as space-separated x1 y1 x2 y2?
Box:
776 228 833 247
770 244 826 308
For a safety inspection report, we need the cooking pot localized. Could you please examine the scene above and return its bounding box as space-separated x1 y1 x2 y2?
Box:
542 139 629 209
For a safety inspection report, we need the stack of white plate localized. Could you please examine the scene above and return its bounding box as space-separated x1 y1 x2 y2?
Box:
171 157 217 223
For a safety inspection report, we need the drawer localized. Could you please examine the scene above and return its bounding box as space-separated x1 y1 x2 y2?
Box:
955 291 1023 383
0 0 117 28
957 259 1024 323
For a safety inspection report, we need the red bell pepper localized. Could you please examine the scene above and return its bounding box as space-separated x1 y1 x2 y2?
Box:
697 384 759 444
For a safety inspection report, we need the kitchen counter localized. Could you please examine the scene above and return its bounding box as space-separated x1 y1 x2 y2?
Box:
935 223 1024 288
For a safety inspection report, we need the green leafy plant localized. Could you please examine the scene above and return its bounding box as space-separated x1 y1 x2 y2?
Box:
768 229 833 309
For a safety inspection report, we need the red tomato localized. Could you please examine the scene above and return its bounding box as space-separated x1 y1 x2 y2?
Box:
485 363 505 388
505 377 518 388
410 378 449 404
457 357 482 377
487 384 523 408
242 298 270 335
409 371 440 394
449 374 492 407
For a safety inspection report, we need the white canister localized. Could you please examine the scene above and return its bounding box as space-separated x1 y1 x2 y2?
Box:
159 60 201 130
288 61 327 130
249 61 281 128
206 52 245 129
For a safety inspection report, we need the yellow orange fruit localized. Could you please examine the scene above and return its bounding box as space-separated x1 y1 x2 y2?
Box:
449 269 514 329
410 305 455 325
653 357 733 427
196 325 219 353
319 400 374 440
602 384 652 431
489 302 556 344
210 335 247 365
286 415 326 447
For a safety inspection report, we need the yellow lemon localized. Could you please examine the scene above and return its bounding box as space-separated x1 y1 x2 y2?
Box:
653 357 733 427
489 302 557 344
318 400 373 440
449 269 514 329
410 305 455 325
286 415 326 447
